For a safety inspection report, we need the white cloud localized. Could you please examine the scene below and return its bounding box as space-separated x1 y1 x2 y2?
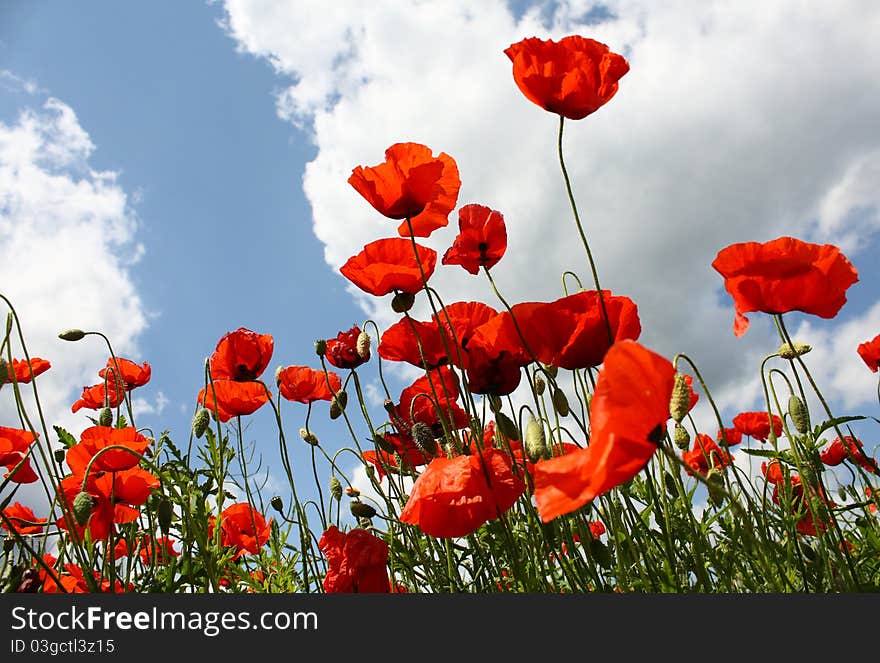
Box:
220 0 880 428
0 94 150 451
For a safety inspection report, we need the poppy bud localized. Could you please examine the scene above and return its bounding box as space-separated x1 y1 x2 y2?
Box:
274 365 284 387
373 433 396 453
192 408 210 439
495 411 520 441
58 329 86 342
330 390 348 419
157 497 173 534
778 341 812 360
350 500 377 519
673 424 690 450
329 475 343 501
98 406 113 427
299 428 319 446
488 394 503 412
788 395 809 434
664 471 679 497
524 416 547 462
552 388 569 417
533 374 546 396
544 365 558 379
837 485 847 503
670 373 692 424
706 469 725 506
73 491 96 526
411 422 438 456
270 495 284 513
3 537 13 554
391 291 416 313
357 331 371 359
345 486 360 498
54 448 66 464
314 339 327 357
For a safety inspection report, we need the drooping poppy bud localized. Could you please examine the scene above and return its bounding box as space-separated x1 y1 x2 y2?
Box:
524 416 547 462
788 395 809 434
392 292 416 313
73 491 96 526
552 389 569 417
98 407 113 427
329 476 343 501
299 428 319 446
674 424 690 450
192 408 210 438
670 374 692 424
157 497 173 534
58 329 86 342
495 412 520 442
350 501 377 519
357 331 372 360
778 341 812 360
533 374 546 395
410 422 437 456
270 496 284 513
314 339 327 357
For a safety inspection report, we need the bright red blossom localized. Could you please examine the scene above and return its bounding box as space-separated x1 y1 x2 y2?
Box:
325 325 370 370
712 237 858 337
209 327 274 381
7 358 51 383
504 36 630 120
318 525 391 593
1 502 47 535
209 503 271 560
98 357 151 390
732 411 783 442
65 426 151 476
197 381 270 422
820 436 877 473
399 447 525 538
857 333 880 372
533 340 675 522
682 434 734 475
71 382 125 413
348 142 461 237
442 204 508 274
277 365 341 404
341 238 437 296
0 426 38 483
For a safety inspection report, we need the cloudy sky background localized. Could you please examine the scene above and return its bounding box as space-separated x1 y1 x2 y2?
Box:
2 0 879 511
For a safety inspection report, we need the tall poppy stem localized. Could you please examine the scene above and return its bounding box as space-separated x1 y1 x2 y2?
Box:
557 116 614 344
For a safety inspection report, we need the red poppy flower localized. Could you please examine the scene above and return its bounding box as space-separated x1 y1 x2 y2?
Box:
1 502 47 535
399 447 526 538
771 473 834 537
732 411 783 442
437 301 500 369
469 291 641 370
379 318 447 369
717 426 743 447
533 340 675 522
682 374 699 412
362 432 439 480
277 365 341 404
867 487 877 514
38 555 89 594
57 467 159 541
318 525 391 593
857 333 880 372
341 238 437 296
464 345 525 396
761 459 786 485
208 503 272 560
98 357 151 390
395 366 470 433
506 438 581 494
441 204 508 274
138 536 179 565
197 381 270 422
711 237 859 337
209 327 274 381
681 434 734 475
348 142 461 237
7 357 51 383
589 521 606 538
71 381 126 413
0 426 38 484
325 325 370 370
820 436 877 473
504 35 630 120
65 426 151 476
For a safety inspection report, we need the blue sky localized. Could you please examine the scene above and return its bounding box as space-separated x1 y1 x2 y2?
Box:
2 0 880 515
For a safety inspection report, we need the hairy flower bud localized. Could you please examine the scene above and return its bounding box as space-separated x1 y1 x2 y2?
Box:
270 495 284 514
524 415 547 462
411 422 437 456
552 388 569 417
673 424 690 450
350 500 377 519
58 329 86 342
495 411 520 442
706 469 725 506
391 291 416 313
329 475 343 501
533 374 546 396
670 373 692 424
356 331 371 360
330 390 348 419
299 428 319 446
778 341 812 360
98 406 113 427
192 408 210 439
788 395 809 434
73 491 96 526
157 497 173 534
314 339 327 357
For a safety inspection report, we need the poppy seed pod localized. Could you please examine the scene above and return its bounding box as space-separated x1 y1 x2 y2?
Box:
54 448 67 464
58 329 86 342
673 424 690 450
357 331 371 360
192 408 210 439
72 491 96 526
350 500 377 519
778 341 812 360
314 339 327 357
410 422 438 456
391 291 416 313
329 475 343 501
788 395 809 434
670 374 692 423
552 388 569 417
299 428 319 446
270 496 284 513
524 416 548 462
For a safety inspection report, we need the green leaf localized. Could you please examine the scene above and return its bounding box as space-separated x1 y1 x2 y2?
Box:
740 448 780 459
813 415 865 438
53 425 78 449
